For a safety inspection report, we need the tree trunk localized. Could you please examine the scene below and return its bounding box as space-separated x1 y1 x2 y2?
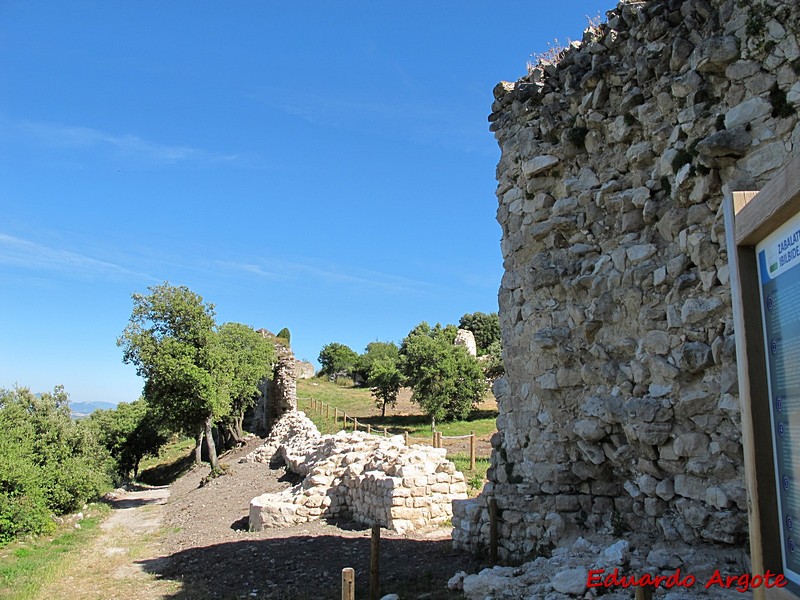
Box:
205 415 219 470
381 402 386 418
235 413 244 440
194 429 204 464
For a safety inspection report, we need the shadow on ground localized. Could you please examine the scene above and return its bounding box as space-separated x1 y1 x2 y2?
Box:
138 454 196 486
138 533 480 600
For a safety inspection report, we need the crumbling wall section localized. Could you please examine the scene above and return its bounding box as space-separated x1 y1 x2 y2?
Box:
247 343 298 435
245 412 468 533
454 0 800 563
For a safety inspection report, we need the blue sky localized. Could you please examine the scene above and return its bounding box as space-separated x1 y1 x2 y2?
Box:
1 1 610 405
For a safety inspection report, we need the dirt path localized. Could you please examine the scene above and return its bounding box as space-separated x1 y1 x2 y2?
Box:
40 437 482 599
37 485 179 600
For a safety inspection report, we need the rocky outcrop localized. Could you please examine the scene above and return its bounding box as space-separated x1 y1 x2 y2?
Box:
454 0 799 573
245 412 467 533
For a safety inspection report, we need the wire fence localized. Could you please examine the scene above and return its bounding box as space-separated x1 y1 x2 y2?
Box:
298 395 479 470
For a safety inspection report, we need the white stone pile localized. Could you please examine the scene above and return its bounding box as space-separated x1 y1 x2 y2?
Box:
244 412 468 533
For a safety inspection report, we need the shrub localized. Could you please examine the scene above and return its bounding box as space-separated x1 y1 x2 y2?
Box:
0 387 112 543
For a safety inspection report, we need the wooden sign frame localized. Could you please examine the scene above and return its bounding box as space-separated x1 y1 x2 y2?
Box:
725 153 800 600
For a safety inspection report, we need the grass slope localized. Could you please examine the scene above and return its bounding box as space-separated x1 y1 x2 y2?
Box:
0 504 110 600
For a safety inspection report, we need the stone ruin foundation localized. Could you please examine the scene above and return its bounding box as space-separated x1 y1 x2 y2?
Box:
451 0 800 596
243 411 468 533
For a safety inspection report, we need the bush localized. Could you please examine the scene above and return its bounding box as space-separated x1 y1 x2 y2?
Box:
0 387 113 543
0 493 53 543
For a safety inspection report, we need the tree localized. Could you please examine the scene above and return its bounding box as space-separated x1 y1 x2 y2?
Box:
354 341 399 383
458 312 500 355
482 340 505 379
368 357 404 417
217 322 276 448
400 323 486 426
89 398 169 481
276 327 291 346
317 342 359 378
118 282 230 471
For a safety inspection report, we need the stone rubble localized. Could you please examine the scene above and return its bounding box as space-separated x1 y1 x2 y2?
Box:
453 0 799 592
451 536 749 599
244 412 467 533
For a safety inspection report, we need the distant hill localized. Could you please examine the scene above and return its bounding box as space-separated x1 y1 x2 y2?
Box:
71 401 117 419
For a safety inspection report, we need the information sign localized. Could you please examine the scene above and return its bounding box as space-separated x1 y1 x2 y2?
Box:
757 212 800 591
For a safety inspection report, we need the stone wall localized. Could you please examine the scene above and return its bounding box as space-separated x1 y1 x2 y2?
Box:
247 344 298 435
246 412 468 533
454 0 799 566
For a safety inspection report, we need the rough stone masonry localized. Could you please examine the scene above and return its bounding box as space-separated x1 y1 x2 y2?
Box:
453 0 799 576
245 412 468 533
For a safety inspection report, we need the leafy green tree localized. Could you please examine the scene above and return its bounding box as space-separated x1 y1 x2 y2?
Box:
318 342 359 378
400 323 486 426
89 398 169 481
482 340 505 379
458 312 500 355
276 327 291 345
217 322 276 448
354 341 399 383
118 282 230 471
368 357 404 417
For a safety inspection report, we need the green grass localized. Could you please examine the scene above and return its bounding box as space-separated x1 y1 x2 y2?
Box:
299 379 497 437
138 436 197 485
450 454 491 495
0 503 110 600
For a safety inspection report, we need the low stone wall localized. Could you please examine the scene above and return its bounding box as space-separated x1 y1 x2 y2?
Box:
244 412 468 533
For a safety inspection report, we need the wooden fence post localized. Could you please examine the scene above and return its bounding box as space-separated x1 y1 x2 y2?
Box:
366 423 371 435
342 567 355 600
470 431 476 471
370 524 380 600
432 431 437 447
326 403 330 419
404 431 409 446
334 407 338 426
383 427 388 437
489 497 498 565
353 418 359 432
635 585 653 600
436 431 442 449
